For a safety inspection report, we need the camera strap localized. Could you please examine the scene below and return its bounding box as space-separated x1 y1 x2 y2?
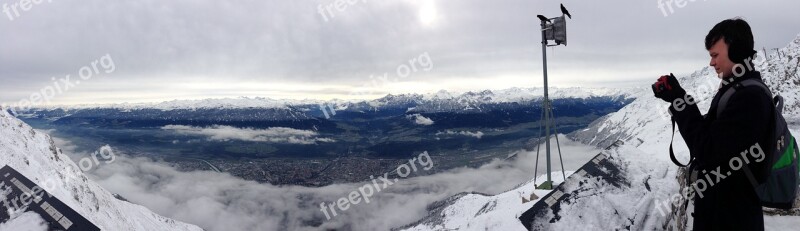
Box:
669 117 692 167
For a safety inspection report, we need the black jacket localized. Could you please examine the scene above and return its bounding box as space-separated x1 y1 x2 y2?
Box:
669 71 772 231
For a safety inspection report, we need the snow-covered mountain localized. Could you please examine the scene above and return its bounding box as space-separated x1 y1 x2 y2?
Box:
15 86 635 112
400 142 682 231
380 87 636 113
398 34 800 230
0 106 203 230
571 34 800 150
398 171 575 231
12 97 294 111
12 87 635 132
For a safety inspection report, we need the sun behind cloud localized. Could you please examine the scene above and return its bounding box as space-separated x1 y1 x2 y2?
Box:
418 0 438 27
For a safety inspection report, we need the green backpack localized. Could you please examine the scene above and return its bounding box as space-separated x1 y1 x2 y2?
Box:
717 78 799 209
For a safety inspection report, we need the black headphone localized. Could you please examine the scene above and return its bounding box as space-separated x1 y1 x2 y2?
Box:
724 22 757 64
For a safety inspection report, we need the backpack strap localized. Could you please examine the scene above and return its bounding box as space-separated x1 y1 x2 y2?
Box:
795 137 799 163
717 79 774 118
741 162 761 188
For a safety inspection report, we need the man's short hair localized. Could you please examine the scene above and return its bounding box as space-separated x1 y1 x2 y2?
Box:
705 18 757 65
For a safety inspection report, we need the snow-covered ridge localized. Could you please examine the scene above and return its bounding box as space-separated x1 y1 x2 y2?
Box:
0 106 202 230
21 86 638 111
399 171 574 231
418 87 639 102
398 141 681 231
571 33 800 150
23 96 299 111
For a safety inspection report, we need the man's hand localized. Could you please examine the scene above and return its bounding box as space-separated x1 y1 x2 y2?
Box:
652 73 687 103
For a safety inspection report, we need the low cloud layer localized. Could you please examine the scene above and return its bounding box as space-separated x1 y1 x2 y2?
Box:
436 130 484 139
161 125 334 144
56 134 599 230
406 114 434 126
0 211 48 231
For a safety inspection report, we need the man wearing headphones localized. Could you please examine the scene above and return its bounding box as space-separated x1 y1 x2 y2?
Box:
653 18 772 230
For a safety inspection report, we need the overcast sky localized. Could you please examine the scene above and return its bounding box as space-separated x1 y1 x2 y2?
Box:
1 0 799 105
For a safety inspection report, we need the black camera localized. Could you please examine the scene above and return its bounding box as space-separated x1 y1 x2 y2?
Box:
652 73 674 93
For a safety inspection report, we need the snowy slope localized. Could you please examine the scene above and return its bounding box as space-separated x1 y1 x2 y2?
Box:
0 107 203 230
520 143 679 230
400 141 680 231
399 171 573 231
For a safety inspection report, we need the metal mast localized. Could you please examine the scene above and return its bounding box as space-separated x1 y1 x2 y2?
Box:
533 7 571 190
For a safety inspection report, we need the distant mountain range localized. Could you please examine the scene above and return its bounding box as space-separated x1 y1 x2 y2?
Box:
11 86 637 112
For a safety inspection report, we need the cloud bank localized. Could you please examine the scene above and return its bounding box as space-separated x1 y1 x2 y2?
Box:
436 130 484 139
54 134 600 231
406 114 434 126
161 125 334 144
0 211 48 231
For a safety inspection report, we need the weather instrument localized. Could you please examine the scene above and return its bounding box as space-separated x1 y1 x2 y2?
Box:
533 4 571 190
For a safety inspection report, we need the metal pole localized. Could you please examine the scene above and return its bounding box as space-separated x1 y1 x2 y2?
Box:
540 20 552 188
533 106 545 186
549 106 566 181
